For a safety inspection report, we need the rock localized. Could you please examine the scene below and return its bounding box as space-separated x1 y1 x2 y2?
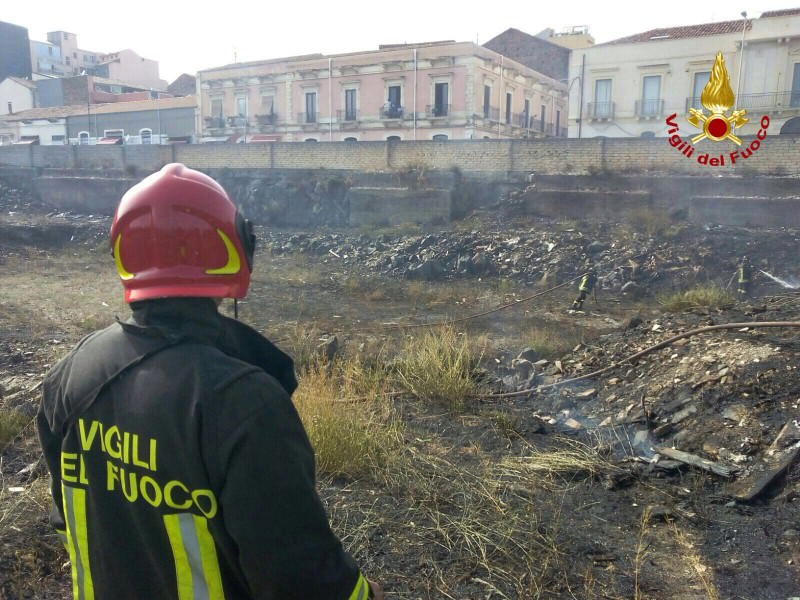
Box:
517 347 539 363
576 388 597 399
625 316 643 329
511 358 535 380
586 241 608 255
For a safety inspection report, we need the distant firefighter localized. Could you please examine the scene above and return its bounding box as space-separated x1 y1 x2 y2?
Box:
571 267 598 311
737 255 753 298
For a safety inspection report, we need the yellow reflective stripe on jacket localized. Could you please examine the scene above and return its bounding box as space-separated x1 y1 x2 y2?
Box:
62 485 95 600
164 513 224 600
347 573 369 600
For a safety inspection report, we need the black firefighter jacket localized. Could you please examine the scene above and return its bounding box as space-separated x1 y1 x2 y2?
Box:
37 298 370 600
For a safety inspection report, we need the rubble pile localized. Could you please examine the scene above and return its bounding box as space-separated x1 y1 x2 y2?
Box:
265 222 800 295
496 295 800 502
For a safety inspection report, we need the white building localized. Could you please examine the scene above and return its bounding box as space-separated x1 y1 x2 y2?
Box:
568 8 800 138
0 76 37 115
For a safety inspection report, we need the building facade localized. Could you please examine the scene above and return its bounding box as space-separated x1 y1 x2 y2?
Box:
0 21 33 82
0 77 37 115
568 9 800 138
197 41 568 142
33 32 167 91
0 96 195 145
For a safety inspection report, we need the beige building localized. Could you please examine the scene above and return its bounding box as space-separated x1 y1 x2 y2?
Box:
568 9 800 138
37 32 167 91
197 41 568 142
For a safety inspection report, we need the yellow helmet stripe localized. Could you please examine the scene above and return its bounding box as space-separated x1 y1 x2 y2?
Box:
114 234 135 280
205 229 241 275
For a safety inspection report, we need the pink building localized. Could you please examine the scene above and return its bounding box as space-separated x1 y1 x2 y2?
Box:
197 41 568 142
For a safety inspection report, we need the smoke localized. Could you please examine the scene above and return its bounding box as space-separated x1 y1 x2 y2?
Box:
759 270 800 290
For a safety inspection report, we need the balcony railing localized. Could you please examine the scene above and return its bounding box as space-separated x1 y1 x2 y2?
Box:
479 107 500 121
227 116 249 127
686 91 800 113
337 109 360 122
380 105 404 119
204 116 225 129
426 104 450 117
587 101 615 119
255 113 277 126
297 112 317 124
635 99 664 118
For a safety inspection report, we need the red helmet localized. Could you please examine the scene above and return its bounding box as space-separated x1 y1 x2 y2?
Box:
109 163 255 303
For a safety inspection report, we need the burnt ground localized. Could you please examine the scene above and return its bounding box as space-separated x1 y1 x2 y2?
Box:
1 181 799 599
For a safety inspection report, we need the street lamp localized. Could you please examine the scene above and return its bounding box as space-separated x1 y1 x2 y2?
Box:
735 10 748 114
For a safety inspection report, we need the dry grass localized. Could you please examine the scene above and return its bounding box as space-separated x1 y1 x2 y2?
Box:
393 326 487 411
633 506 653 600
363 443 565 598
626 207 673 238
498 437 622 491
293 359 400 479
0 411 31 451
524 322 584 360
670 523 721 600
657 284 735 312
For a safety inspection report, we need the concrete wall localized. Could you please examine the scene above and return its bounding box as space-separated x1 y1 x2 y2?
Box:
3 137 798 176
349 188 452 226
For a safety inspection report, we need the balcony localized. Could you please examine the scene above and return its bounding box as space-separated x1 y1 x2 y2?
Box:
380 104 404 119
685 91 800 113
254 113 279 132
227 116 249 128
338 109 360 129
635 99 664 118
480 107 500 122
297 112 317 125
255 113 277 125
426 104 450 118
204 116 225 129
587 101 615 120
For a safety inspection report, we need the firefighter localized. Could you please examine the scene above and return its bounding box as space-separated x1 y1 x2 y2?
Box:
37 164 383 600
737 255 753 299
571 265 598 311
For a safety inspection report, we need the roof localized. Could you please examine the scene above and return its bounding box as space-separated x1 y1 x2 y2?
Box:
2 96 196 121
760 8 800 18
600 19 752 45
4 77 37 90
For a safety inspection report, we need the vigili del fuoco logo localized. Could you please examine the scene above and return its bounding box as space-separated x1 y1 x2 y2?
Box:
665 52 769 167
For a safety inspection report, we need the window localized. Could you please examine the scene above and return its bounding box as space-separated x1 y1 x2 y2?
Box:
791 64 800 107
304 138 318 142
433 82 448 116
236 96 247 117
641 75 661 116
640 131 655 138
523 99 530 128
594 79 612 117
432 134 448 141
556 109 561 136
483 85 491 118
104 129 124 139
65 57 71 66
388 85 401 113
305 92 317 123
540 105 546 132
345 89 357 121
48 46 53 56
505 92 512 124
386 135 401 141
211 99 223 118
73 52 77 58
344 137 358 142
51 135 66 144
262 95 274 115
78 131 89 145
6 102 11 114
140 128 152 144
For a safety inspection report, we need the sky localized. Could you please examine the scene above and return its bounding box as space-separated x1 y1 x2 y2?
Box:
5 0 800 83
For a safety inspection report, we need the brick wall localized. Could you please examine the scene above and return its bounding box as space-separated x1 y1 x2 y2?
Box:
2 137 800 176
